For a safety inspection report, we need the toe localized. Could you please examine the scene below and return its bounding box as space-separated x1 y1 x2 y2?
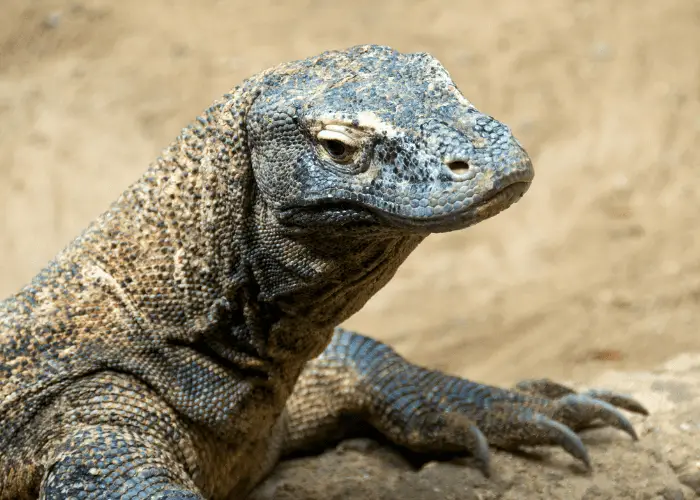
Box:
582 389 650 416
435 412 492 476
555 394 639 440
486 409 592 469
515 378 577 399
387 410 492 476
531 414 591 469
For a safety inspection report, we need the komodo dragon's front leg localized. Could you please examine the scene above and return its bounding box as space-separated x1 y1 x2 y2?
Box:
283 328 648 475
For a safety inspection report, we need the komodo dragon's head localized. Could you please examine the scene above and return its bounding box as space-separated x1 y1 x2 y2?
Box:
245 44 534 235
125 44 535 310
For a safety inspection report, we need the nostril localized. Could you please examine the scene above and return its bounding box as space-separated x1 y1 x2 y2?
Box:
446 160 470 175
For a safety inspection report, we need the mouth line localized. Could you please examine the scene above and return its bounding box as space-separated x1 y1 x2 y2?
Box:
279 180 531 233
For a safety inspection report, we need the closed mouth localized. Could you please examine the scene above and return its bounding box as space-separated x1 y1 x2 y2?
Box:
279 178 532 234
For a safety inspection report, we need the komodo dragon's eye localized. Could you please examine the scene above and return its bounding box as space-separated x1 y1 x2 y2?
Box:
323 139 349 160
317 127 359 164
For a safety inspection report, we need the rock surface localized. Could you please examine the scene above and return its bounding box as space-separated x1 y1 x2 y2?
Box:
251 355 700 500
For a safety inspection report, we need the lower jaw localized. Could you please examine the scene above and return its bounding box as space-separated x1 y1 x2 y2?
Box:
380 181 531 234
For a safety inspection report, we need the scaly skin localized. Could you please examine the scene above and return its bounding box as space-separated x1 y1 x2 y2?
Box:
0 45 647 499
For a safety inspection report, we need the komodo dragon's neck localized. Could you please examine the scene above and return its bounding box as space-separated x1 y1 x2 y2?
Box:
0 83 425 442
72 82 424 365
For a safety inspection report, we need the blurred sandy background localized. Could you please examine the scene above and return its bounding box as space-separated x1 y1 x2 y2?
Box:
1 0 698 387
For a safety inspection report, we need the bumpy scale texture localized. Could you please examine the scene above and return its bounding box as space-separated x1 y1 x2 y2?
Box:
0 45 647 499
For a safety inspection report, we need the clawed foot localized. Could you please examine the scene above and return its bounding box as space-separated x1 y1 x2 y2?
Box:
489 378 649 470
364 361 648 476
330 331 649 477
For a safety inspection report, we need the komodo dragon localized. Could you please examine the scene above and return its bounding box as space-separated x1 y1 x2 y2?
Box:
0 45 648 499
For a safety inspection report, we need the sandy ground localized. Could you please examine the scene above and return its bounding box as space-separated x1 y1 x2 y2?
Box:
1 0 699 397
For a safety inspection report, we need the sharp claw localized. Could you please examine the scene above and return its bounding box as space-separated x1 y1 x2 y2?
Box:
466 422 491 477
531 414 591 469
442 412 492 476
558 394 639 441
583 389 650 416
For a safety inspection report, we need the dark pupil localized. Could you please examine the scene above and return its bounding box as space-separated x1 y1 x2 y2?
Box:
325 140 347 158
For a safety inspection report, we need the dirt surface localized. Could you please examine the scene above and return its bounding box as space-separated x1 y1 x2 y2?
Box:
1 0 699 498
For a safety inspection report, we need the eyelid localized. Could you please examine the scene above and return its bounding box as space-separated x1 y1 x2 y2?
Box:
317 128 357 145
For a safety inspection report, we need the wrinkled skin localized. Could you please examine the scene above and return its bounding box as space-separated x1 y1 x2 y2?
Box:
0 45 645 500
